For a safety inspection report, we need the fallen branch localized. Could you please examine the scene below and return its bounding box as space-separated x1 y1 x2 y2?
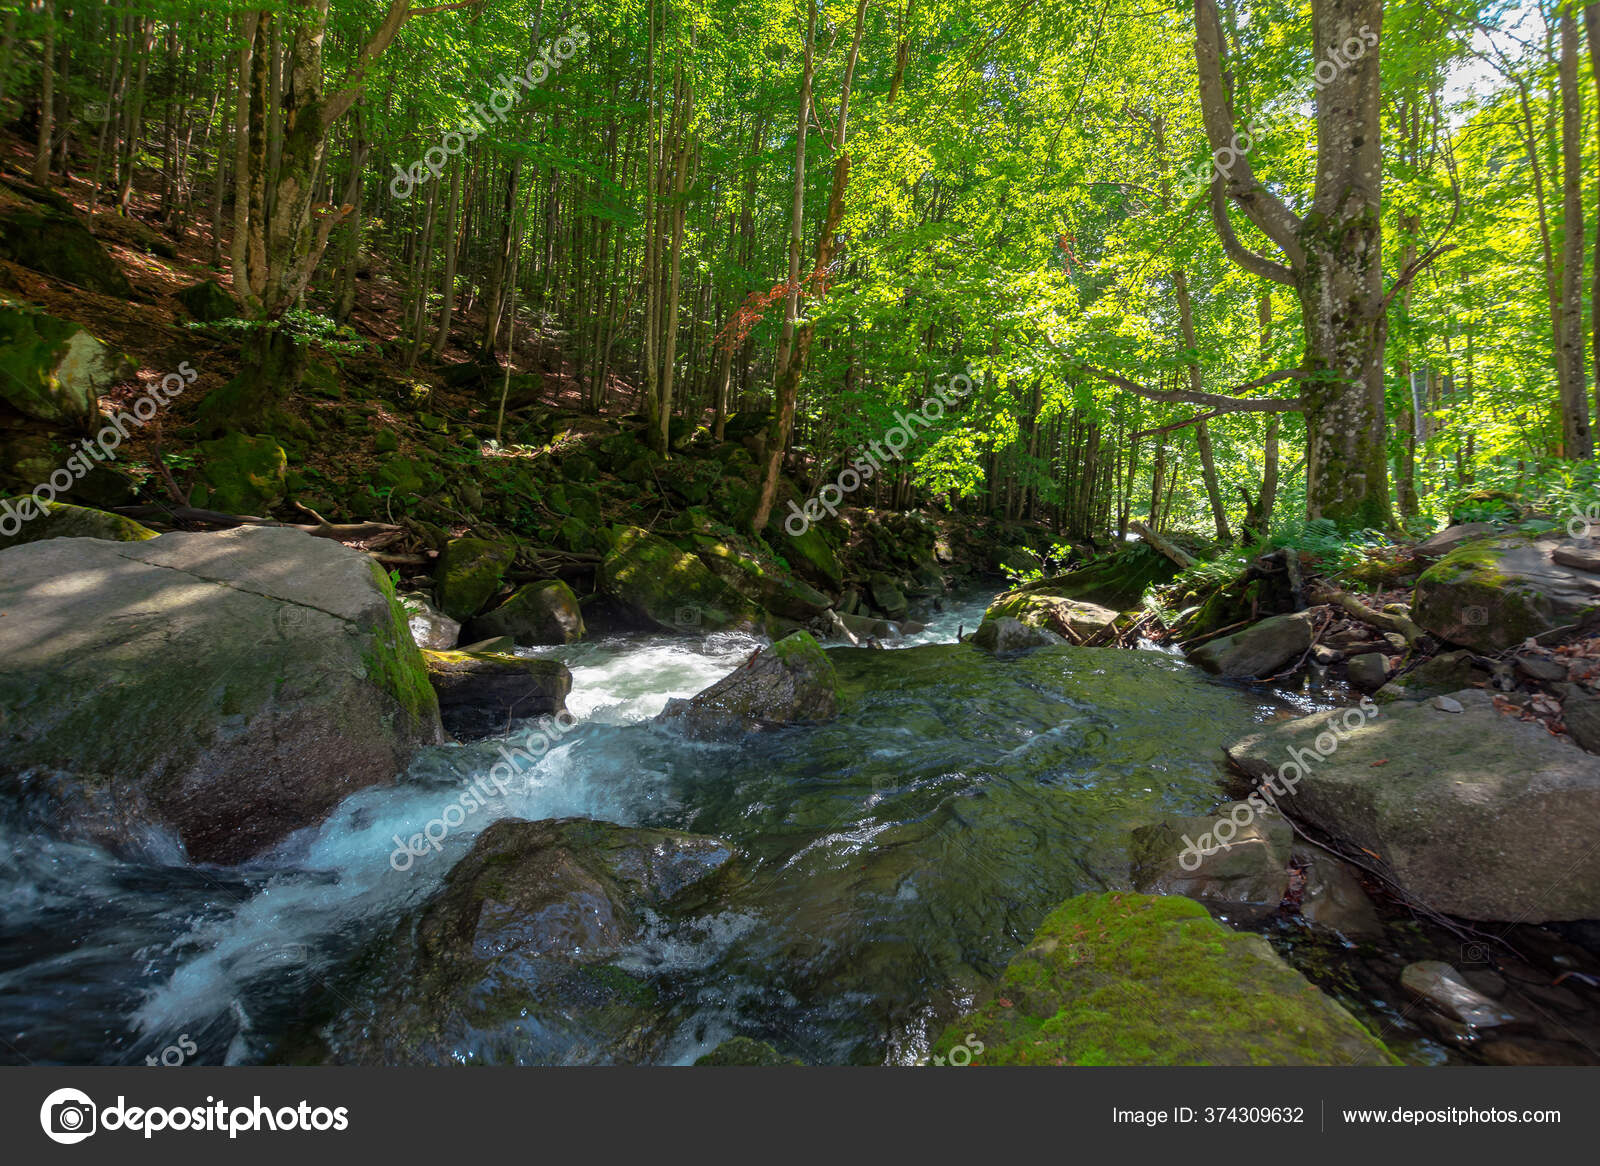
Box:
115 504 401 542
1310 583 1427 649
1129 520 1196 568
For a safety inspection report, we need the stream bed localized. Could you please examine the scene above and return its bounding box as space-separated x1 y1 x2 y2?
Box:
3 593 1595 1066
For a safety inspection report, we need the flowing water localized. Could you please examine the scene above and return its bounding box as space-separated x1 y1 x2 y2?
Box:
0 592 1322 1067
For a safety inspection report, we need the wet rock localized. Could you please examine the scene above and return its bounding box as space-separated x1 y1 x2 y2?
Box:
1400 962 1518 1027
835 610 896 641
1413 532 1600 652
932 893 1395 1065
868 573 910 620
422 650 572 741
1477 1038 1594 1066
0 527 442 863
1226 690 1600 922
1378 650 1489 701
399 593 460 651
433 537 515 622
465 579 585 646
656 632 838 740
1189 611 1314 679
336 818 734 1065
971 616 1065 654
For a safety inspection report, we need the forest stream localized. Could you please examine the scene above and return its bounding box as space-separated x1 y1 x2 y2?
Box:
0 589 1500 1068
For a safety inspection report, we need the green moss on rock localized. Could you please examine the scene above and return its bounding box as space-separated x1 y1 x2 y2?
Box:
363 562 443 736
933 892 1396 1066
0 497 158 551
433 537 515 621
195 433 287 514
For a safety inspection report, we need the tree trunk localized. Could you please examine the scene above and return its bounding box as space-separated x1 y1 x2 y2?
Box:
1558 4 1593 456
29 0 54 186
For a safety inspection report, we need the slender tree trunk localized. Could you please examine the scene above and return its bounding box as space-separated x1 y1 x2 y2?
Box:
1558 4 1593 456
29 0 54 186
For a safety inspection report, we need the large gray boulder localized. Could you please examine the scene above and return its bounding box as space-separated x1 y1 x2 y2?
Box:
1413 532 1600 652
1225 690 1600 921
0 527 443 863
1189 611 1314 678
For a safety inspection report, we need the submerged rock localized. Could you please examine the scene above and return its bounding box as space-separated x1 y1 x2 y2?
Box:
1189 611 1314 679
0 527 442 863
1401 961 1519 1029
464 579 585 645
334 817 735 1065
694 1037 802 1066
1226 690 1600 921
422 649 572 741
932 892 1394 1065
657 632 839 740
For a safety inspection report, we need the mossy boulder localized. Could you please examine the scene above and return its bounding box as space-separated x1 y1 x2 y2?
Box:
932 892 1395 1065
1226 689 1600 922
464 579 585 646
775 522 844 590
981 589 1119 643
1413 533 1600 652
194 433 287 515
174 279 237 323
331 817 734 1065
0 204 134 296
599 526 759 633
969 616 1065 654
0 527 442 863
1017 544 1179 610
422 649 571 741
0 497 157 551
0 301 134 429
692 536 832 620
434 537 515 621
655 631 838 740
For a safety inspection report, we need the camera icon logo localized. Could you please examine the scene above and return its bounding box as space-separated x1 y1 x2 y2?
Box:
674 605 702 629
1462 605 1488 626
40 1087 97 1144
